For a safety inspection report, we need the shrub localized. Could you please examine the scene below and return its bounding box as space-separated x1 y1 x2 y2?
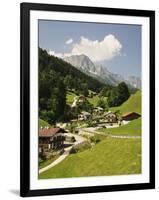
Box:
70 141 91 154
38 157 44 165
90 134 107 144
90 136 100 144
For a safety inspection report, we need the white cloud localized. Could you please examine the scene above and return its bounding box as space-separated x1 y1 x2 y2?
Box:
49 50 64 58
49 34 122 62
65 38 73 45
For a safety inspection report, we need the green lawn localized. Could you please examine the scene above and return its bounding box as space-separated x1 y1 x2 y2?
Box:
87 95 99 106
66 91 77 105
66 90 107 108
110 90 141 114
87 96 107 107
39 137 141 179
99 118 141 136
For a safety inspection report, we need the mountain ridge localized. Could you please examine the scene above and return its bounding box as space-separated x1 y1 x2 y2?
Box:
63 54 141 89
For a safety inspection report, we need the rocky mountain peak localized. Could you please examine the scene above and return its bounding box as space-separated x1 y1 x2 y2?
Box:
63 54 141 89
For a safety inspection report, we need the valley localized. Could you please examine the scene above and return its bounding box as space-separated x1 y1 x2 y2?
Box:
38 48 142 179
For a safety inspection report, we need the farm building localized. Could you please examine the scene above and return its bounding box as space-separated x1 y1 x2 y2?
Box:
122 112 141 121
78 111 91 121
104 111 117 123
78 95 87 103
39 127 66 154
89 91 97 97
93 107 104 114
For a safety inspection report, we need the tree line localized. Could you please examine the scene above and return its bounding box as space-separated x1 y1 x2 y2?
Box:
99 82 130 107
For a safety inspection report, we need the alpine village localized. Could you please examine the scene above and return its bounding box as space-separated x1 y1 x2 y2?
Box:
38 48 141 179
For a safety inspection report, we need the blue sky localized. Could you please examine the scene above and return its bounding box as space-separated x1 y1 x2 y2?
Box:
39 20 141 77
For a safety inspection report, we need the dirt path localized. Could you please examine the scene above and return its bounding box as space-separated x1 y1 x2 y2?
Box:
79 127 141 139
39 146 71 174
71 96 78 108
108 135 141 139
39 133 86 174
39 130 140 174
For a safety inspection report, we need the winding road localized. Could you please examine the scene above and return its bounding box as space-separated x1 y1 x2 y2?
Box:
108 135 141 139
39 127 140 174
39 133 86 174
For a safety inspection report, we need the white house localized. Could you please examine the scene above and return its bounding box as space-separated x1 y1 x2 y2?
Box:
93 107 104 114
104 111 117 123
78 111 91 121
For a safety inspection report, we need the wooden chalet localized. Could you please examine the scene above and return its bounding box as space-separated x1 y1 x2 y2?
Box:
122 112 141 121
39 127 66 154
78 95 87 103
104 111 117 123
93 107 104 114
78 111 91 121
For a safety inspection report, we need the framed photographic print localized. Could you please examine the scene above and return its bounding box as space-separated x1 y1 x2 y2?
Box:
20 2 155 197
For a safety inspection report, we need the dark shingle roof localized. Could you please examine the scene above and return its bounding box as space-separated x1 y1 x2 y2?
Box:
122 112 140 118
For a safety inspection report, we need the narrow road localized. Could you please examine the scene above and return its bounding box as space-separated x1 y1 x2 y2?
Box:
39 130 140 174
65 132 87 144
79 127 141 139
39 133 86 174
71 96 78 108
108 135 141 139
39 146 72 174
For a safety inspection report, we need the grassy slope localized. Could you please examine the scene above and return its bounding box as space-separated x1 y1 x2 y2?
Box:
39 155 60 169
100 91 141 136
100 117 141 136
87 95 100 106
87 96 107 107
66 90 107 107
66 91 77 105
39 119 50 128
67 90 141 111
39 137 141 179
110 90 141 114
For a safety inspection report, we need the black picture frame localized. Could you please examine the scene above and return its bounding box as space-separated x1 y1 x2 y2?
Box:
20 2 155 197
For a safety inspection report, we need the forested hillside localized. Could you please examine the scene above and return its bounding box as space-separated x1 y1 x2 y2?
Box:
39 48 132 124
39 48 107 124
39 48 106 92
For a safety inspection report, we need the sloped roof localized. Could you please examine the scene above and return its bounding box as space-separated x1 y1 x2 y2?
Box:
39 127 65 137
94 107 104 110
122 112 140 117
81 111 91 115
104 111 116 116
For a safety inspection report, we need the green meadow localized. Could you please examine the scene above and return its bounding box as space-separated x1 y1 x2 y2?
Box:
39 90 142 179
39 137 141 179
66 91 77 105
100 117 141 136
110 90 141 114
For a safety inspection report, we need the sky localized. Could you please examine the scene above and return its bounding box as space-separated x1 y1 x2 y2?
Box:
39 20 141 77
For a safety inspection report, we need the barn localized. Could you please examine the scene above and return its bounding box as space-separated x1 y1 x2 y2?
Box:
122 112 141 121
